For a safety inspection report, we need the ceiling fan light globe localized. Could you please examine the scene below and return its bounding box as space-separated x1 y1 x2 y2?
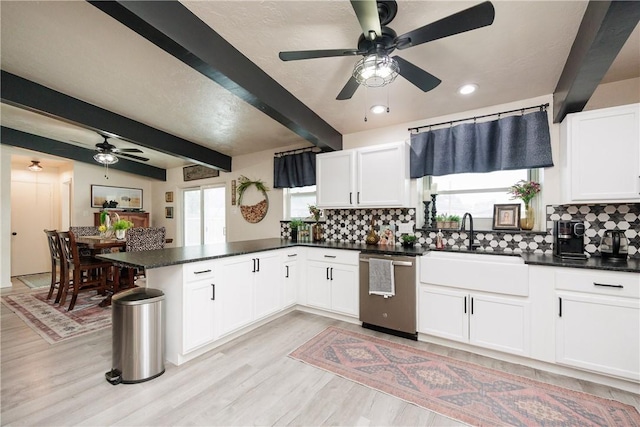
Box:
94 152 119 165
27 160 43 172
370 105 387 114
353 54 399 88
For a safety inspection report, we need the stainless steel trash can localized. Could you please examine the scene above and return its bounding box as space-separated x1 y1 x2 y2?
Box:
105 287 165 385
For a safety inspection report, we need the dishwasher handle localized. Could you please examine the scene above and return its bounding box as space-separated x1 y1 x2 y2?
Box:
359 258 413 267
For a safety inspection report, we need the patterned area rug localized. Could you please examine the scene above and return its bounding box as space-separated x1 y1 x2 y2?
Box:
15 272 53 289
290 326 640 427
1 289 111 344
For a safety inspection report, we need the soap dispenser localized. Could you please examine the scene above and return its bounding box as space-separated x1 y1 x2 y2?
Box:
436 229 444 249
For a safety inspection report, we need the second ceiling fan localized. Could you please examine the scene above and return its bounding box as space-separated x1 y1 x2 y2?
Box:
279 1 495 100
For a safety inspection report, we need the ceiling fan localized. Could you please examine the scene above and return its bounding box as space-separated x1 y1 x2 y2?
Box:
94 135 149 164
279 0 495 100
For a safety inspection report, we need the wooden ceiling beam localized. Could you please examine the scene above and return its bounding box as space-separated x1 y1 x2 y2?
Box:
1 70 232 172
553 1 640 123
88 0 343 152
1 127 167 181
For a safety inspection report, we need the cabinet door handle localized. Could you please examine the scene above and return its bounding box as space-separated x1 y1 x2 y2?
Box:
470 297 474 315
211 284 215 301
349 192 352 204
252 258 256 273
285 265 289 278
464 296 467 314
256 258 260 272
558 297 562 317
326 267 330 280
330 267 334 281
357 192 360 204
593 282 623 289
194 269 212 275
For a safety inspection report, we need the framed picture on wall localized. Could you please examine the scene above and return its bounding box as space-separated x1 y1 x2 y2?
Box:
165 191 173 203
165 206 174 219
492 204 520 230
91 185 142 209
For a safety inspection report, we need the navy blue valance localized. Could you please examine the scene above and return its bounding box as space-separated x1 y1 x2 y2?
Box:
410 110 553 178
274 150 317 188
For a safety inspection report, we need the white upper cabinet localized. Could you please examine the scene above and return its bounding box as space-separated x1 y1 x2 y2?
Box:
316 141 410 208
561 103 640 203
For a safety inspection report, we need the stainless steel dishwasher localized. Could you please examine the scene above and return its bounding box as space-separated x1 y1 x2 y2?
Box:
359 254 417 340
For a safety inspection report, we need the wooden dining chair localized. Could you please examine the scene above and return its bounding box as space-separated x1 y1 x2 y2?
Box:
44 229 64 302
57 231 112 311
69 226 101 258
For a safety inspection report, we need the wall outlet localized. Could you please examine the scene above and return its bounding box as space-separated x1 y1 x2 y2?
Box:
398 222 413 233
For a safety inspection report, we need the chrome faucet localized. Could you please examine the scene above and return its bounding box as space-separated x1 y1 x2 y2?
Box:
460 212 478 251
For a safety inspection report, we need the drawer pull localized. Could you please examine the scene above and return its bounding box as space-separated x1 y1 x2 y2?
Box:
324 255 337 258
593 282 623 289
194 269 212 275
287 254 297 257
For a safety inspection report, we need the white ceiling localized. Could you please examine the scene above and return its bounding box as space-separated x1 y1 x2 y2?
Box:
1 1 638 171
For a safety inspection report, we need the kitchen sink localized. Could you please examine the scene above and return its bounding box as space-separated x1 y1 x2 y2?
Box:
423 250 524 264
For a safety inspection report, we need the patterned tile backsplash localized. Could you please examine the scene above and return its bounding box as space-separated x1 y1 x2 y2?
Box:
280 203 639 258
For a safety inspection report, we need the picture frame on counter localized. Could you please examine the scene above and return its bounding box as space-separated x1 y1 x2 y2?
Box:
91 185 142 209
492 204 520 230
165 206 174 219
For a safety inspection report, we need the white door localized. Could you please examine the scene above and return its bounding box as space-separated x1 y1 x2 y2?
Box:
418 286 468 342
253 252 282 319
316 151 355 208
330 264 359 316
357 142 407 207
283 258 298 307
217 256 253 337
469 294 531 356
11 181 53 276
183 280 216 352
306 261 332 310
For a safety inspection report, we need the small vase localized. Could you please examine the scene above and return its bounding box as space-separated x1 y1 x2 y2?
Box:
115 229 126 240
520 204 535 230
290 228 298 243
312 223 322 242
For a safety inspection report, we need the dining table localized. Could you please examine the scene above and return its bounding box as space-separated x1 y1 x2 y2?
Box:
75 236 127 307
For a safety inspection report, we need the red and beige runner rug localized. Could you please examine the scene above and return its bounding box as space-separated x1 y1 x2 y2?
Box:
2 289 111 344
290 326 640 426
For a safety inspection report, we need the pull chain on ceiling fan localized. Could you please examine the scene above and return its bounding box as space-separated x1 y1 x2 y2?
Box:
279 0 495 100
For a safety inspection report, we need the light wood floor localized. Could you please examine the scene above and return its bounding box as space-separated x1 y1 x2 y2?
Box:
2 279 639 426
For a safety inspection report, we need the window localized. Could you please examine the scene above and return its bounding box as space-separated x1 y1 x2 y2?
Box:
285 185 316 219
429 169 535 229
183 185 226 246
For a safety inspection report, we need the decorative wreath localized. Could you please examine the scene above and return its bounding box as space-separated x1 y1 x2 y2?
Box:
237 175 269 223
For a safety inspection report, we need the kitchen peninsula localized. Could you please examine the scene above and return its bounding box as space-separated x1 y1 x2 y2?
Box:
98 239 639 391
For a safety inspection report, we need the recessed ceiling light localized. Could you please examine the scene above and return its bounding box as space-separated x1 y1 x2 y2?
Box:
458 84 478 95
370 105 387 114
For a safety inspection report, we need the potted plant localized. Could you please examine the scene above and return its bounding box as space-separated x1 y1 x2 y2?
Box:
112 219 133 240
308 205 322 241
435 214 447 229
447 214 460 230
289 218 304 242
508 180 541 230
401 234 417 248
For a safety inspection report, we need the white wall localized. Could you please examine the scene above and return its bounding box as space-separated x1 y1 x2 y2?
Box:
0 146 12 287
586 77 640 111
152 142 312 245
71 162 154 226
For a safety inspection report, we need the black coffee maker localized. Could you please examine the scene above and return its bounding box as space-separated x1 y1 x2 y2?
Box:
553 220 587 259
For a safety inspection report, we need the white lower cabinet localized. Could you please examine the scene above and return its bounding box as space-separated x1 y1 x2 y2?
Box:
282 251 300 307
217 250 282 338
419 284 530 356
306 249 359 317
183 279 217 353
555 269 640 381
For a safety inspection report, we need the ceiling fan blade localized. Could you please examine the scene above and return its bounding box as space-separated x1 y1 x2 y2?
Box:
118 152 150 162
279 49 363 61
117 148 144 153
336 76 360 100
350 0 382 41
393 56 441 92
395 1 495 50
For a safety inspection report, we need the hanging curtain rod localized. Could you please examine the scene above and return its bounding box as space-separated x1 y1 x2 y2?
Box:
408 103 549 133
274 147 323 157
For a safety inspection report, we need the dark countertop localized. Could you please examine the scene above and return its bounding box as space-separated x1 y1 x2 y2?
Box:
97 238 639 273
